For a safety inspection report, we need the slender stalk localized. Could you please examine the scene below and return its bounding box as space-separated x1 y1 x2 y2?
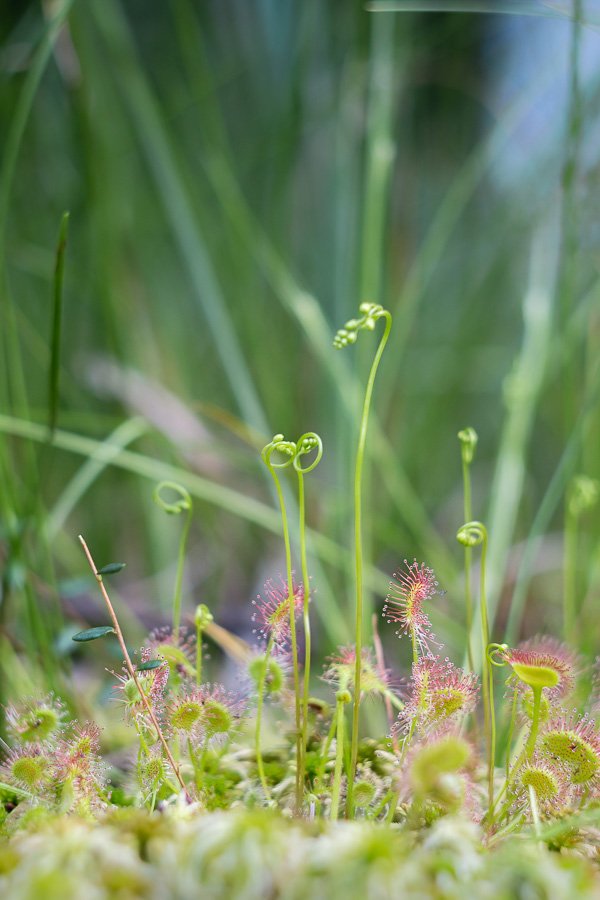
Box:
478 530 496 813
564 494 578 646
344 307 392 816
187 736 199 787
487 645 498 820
563 481 588 647
411 629 418 666
153 481 193 636
330 690 350 820
565 476 600 650
265 455 301 809
78 535 189 798
458 428 477 671
529 785 542 841
506 681 519 781
525 686 542 759
196 626 203 686
294 433 323 798
385 787 399 824
386 714 417 824
372 613 394 736
197 735 210 786
173 508 192 636
372 789 395 821
194 604 213 687
457 521 493 811
315 714 338 787
255 635 274 802
496 686 544 823
298 470 310 794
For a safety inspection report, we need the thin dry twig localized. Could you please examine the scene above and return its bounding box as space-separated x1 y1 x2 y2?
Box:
78 534 190 800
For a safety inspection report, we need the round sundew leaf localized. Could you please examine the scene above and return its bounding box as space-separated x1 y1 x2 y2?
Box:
170 701 203 731
520 767 559 801
410 736 470 799
510 662 559 690
72 626 116 642
541 732 599 784
201 700 232 735
353 780 377 807
137 659 165 671
12 756 48 788
97 562 127 575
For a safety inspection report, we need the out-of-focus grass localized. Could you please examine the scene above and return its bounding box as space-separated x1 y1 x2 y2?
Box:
0 1 599 715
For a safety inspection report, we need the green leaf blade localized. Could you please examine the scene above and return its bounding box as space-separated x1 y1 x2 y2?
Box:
97 562 127 575
72 625 116 642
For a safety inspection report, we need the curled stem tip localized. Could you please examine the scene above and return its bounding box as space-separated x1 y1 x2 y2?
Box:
458 427 478 464
333 302 391 349
456 520 487 548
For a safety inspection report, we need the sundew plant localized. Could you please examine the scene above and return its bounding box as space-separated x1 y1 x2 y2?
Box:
2 1 600 897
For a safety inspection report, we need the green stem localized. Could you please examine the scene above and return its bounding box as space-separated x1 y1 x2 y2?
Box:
255 635 274 802
267 463 302 810
330 691 350 820
478 530 495 813
316 714 338 787
506 682 519 782
385 788 400 824
187 736 200 789
528 785 542 840
525 686 542 759
488 649 498 820
563 502 578 646
496 686 543 822
153 482 193 637
196 625 203 687
194 605 213 687
349 311 392 816
173 505 192 636
373 788 395 821
298 469 311 797
386 716 416 824
197 735 210 787
461 456 475 672
385 691 404 712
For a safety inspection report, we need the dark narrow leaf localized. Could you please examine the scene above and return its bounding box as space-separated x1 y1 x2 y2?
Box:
97 562 127 575
72 625 115 642
137 659 164 671
48 210 69 438
366 1 574 18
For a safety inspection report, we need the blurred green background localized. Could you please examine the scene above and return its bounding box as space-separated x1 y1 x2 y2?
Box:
1 1 599 709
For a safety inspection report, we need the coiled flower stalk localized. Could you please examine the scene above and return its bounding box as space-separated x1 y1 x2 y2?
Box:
456 520 495 814
334 302 392 816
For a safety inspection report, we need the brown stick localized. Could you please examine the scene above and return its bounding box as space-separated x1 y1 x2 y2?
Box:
78 534 189 799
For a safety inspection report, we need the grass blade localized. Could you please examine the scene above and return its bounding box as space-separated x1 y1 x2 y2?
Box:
0 414 463 646
366 1 593 22
48 211 69 438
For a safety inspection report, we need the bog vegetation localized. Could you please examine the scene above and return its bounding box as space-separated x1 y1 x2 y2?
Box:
1 2 600 898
